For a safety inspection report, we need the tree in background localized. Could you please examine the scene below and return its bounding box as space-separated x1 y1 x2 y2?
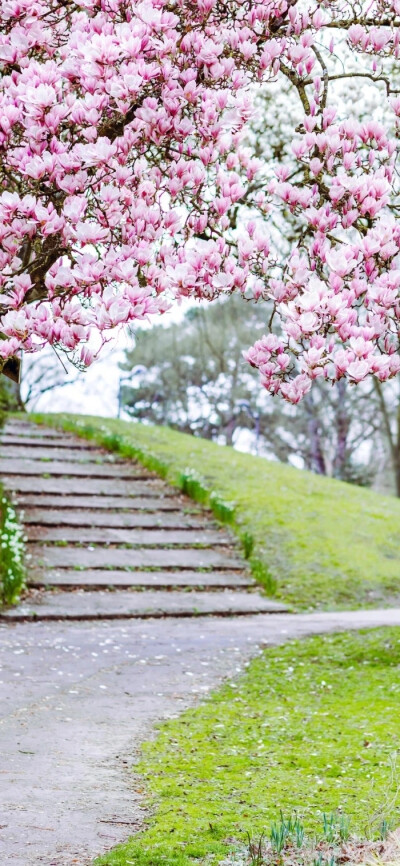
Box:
122 297 389 487
372 379 400 496
0 0 399 405
122 297 269 446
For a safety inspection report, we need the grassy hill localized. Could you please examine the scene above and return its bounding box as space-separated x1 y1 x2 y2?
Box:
30 413 400 611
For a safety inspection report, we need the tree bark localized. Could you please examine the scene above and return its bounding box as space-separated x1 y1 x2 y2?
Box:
333 379 350 479
373 380 400 496
304 392 326 474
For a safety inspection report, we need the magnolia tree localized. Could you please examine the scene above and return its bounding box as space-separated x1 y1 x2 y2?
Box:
0 0 399 402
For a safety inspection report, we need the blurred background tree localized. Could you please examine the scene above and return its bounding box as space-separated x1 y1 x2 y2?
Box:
120 295 391 489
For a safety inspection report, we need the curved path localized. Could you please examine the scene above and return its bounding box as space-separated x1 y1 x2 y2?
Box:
1 420 400 866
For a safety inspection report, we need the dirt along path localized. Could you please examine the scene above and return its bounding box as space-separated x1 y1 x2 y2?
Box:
1 419 400 866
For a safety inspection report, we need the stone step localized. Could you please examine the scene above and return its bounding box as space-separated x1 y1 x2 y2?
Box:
0 458 151 479
0 435 98 449
0 445 124 462
3 425 73 439
0 589 287 620
12 494 185 511
29 545 243 570
22 508 211 528
27 526 234 546
3 476 175 496
4 420 37 426
28 569 253 588
1 420 271 623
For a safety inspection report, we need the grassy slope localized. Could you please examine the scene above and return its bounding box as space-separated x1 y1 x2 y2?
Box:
95 628 400 866
30 413 400 611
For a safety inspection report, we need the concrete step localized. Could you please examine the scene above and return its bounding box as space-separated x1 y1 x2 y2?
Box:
0 445 124 462
3 476 175 496
1 589 287 621
28 544 244 570
26 526 235 546
22 508 212 528
28 569 253 588
3 424 75 439
0 458 151 479
12 493 186 511
0 435 98 449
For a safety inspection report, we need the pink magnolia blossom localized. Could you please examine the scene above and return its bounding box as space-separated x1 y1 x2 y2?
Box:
0 0 399 402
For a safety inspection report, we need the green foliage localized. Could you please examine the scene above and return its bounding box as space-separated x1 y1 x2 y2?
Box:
270 819 288 854
244 813 368 866
29 413 400 610
95 628 400 866
178 469 209 505
248 558 277 595
268 814 307 854
0 487 26 606
209 492 236 524
240 530 254 559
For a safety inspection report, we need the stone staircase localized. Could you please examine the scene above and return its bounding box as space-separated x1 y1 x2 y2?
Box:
0 418 286 620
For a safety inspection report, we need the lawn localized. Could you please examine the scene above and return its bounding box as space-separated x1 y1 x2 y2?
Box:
94 628 400 866
30 413 400 611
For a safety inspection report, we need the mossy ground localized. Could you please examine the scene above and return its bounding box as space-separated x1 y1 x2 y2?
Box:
30 413 400 611
94 628 400 866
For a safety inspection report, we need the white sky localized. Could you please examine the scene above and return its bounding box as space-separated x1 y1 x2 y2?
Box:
23 304 190 417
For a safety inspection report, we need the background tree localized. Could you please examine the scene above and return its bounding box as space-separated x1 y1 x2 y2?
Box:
372 379 400 496
122 296 389 487
121 297 269 446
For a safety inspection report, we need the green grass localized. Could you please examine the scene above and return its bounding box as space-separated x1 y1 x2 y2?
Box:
28 412 400 611
94 628 400 866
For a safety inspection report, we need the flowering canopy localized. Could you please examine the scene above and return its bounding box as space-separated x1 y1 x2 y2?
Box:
0 0 399 401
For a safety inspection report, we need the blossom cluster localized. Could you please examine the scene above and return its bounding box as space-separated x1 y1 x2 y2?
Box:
0 0 399 400
245 110 400 401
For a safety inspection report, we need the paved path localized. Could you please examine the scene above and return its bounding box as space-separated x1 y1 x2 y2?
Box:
1 419 400 865
2 610 400 866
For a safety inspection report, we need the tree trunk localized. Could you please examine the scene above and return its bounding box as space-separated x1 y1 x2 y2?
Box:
373 380 400 497
333 379 349 479
304 392 326 475
224 418 237 447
